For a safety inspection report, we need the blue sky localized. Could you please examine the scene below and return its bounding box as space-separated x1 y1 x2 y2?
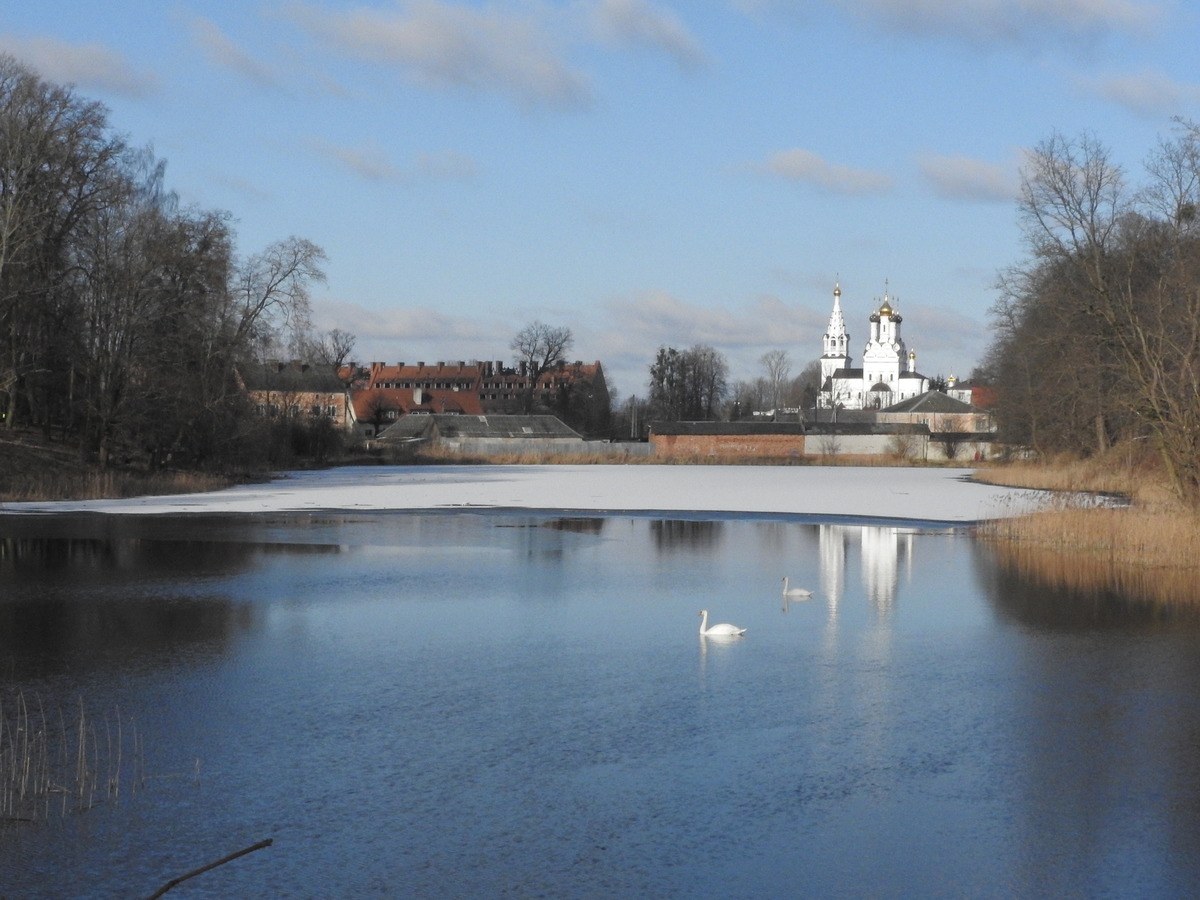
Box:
4 0 1198 399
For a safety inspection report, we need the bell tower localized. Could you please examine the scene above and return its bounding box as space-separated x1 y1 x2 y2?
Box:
820 282 851 386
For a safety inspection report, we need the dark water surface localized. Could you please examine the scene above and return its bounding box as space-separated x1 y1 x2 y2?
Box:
2 511 1200 899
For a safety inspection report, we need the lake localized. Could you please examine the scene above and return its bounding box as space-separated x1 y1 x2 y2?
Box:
2 508 1200 899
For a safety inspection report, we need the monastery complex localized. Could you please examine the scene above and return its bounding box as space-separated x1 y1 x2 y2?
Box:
818 282 935 410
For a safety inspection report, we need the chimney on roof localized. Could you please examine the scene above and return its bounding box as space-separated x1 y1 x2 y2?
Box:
396 361 404 368
457 360 465 367
417 361 424 368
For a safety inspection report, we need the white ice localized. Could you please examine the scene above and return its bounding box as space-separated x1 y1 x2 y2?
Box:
0 464 1050 522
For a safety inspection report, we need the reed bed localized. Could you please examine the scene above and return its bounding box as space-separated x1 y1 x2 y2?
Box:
0 469 233 503
976 449 1200 605
0 692 145 824
972 449 1171 504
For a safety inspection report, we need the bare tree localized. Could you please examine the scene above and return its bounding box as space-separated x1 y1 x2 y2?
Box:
759 349 791 410
362 392 394 438
227 236 327 357
0 54 125 428
510 320 573 413
792 359 823 409
313 328 356 373
0 54 337 471
990 123 1200 502
1139 119 1200 238
1019 131 1125 275
729 377 769 418
647 344 729 421
690 345 728 419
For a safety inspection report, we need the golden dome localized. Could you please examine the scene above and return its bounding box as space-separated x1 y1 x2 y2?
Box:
879 301 893 316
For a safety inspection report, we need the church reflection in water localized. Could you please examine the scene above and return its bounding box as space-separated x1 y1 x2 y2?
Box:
816 523 919 624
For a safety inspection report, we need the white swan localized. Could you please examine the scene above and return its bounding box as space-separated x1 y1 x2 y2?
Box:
699 609 746 636
781 577 813 598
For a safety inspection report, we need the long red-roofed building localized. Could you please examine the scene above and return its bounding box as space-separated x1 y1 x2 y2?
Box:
344 358 610 437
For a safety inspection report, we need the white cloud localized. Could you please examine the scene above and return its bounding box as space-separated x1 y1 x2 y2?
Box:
852 0 1159 40
897 302 991 378
584 0 708 68
915 153 1019 202
601 290 765 346
312 298 503 358
745 0 1163 48
1075 70 1200 118
286 0 592 109
0 35 158 96
751 148 893 195
584 290 829 390
188 17 282 88
318 288 831 396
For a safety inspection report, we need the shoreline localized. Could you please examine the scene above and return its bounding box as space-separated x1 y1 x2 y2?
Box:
0 463 1050 524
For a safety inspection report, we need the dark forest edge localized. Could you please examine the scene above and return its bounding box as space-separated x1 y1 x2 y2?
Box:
0 54 335 476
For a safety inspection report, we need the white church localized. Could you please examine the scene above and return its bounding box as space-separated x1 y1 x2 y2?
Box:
817 282 931 410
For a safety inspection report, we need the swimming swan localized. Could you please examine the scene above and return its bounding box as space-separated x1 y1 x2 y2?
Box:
699 610 747 636
781 577 813 598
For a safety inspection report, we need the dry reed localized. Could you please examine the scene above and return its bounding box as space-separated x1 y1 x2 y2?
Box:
395 445 969 467
976 448 1200 604
0 469 233 503
0 691 145 824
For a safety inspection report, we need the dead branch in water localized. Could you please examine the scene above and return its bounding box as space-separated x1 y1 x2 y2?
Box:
142 838 273 899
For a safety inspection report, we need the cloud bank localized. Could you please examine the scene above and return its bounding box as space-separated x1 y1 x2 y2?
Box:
0 35 157 96
812 0 1162 47
584 0 708 68
286 0 593 109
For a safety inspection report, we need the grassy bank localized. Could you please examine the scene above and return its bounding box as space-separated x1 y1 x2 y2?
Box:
973 450 1200 604
0 427 238 502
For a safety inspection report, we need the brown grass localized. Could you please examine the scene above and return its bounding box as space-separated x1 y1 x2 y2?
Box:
975 446 1200 604
0 468 232 503
971 447 1172 504
0 427 238 502
393 444 973 468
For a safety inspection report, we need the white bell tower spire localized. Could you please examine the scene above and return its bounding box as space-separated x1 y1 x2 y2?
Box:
820 282 851 386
